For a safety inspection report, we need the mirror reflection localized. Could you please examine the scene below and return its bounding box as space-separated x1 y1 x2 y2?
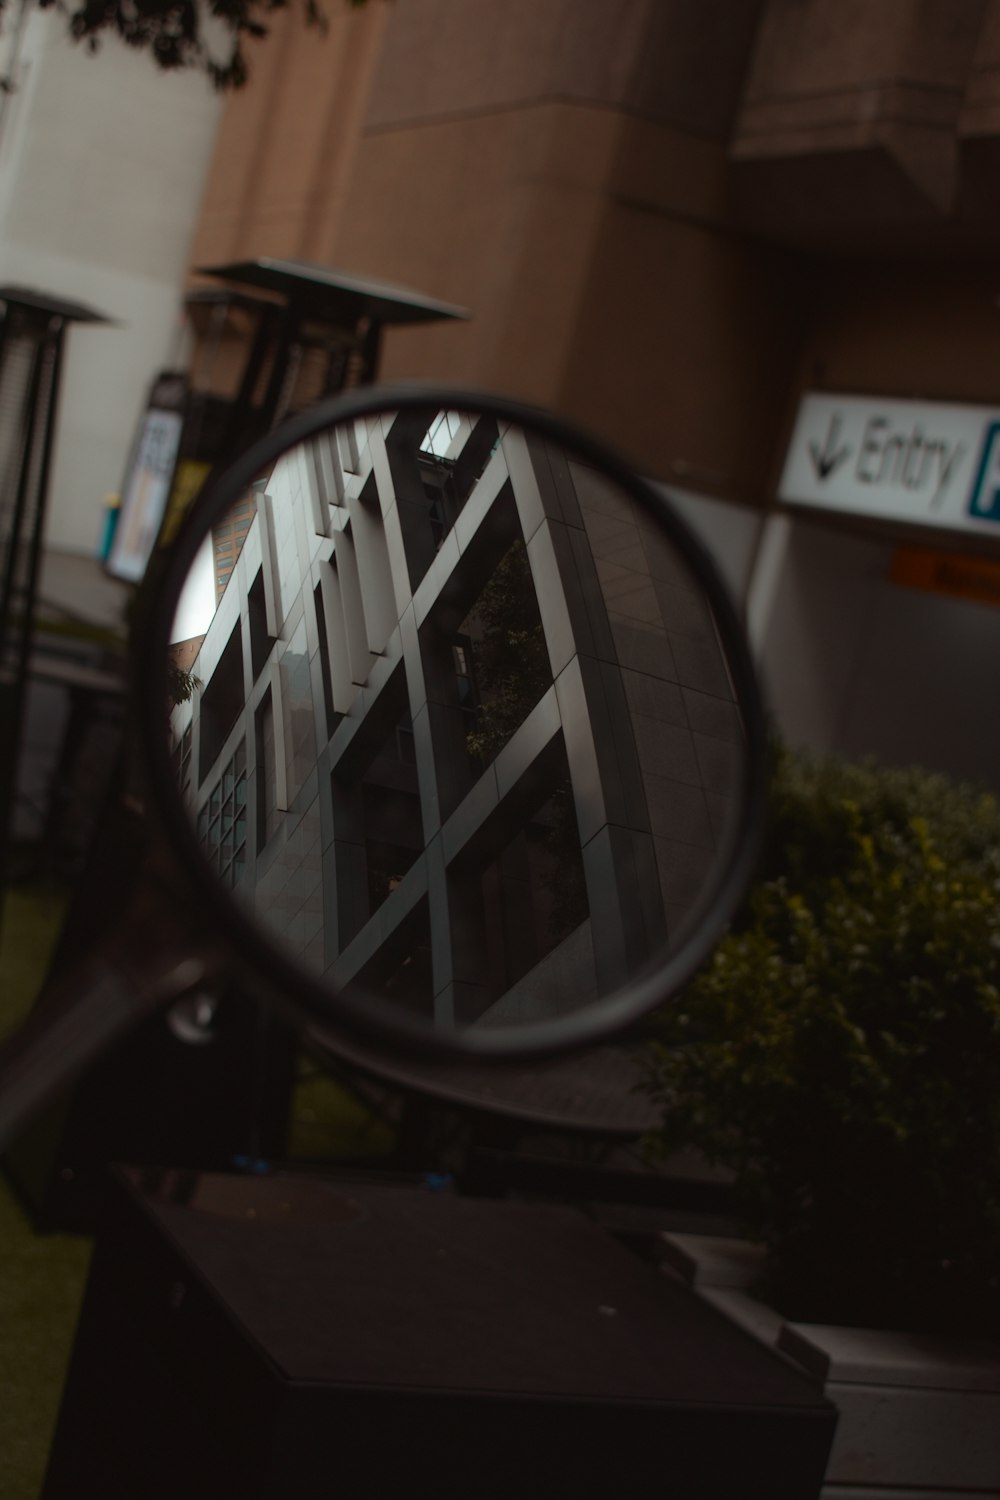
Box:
167 407 748 1035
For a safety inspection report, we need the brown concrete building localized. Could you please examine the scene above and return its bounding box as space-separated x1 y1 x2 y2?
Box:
185 0 1000 790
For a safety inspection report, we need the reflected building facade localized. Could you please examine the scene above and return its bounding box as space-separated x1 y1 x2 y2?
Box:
170 411 741 1028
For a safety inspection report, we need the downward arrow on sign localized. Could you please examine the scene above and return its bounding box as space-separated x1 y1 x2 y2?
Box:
808 414 850 480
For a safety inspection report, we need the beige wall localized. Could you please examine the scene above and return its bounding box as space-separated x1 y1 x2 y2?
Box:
187 1 794 494
0 15 222 554
180 0 1000 796
795 260 1000 407
188 0 1000 509
733 0 1000 236
361 0 761 137
325 0 806 491
188 1 389 270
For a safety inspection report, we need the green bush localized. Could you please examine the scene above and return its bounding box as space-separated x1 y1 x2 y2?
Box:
645 745 1000 1332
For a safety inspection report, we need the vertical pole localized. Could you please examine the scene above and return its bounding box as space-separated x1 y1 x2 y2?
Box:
0 332 46 647
0 318 64 898
219 302 285 459
12 321 63 705
255 301 298 434
358 318 383 385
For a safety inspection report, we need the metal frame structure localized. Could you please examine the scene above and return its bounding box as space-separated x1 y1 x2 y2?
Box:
191 259 469 460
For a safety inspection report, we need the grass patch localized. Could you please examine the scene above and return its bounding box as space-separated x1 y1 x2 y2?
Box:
1 882 90 1500
0 1189 91 1500
0 882 393 1497
0 885 69 1039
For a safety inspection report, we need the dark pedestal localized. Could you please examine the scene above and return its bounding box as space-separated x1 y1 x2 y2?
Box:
43 1169 836 1499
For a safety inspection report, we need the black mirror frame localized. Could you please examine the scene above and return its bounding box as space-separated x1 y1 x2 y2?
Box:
133 384 769 1061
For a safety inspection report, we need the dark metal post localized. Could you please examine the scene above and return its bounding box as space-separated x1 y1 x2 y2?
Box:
12 322 64 716
0 291 109 898
0 333 46 646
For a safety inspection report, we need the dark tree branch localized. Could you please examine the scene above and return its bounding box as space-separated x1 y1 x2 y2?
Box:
26 0 368 89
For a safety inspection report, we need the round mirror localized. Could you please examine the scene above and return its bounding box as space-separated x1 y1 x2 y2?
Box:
140 387 767 1059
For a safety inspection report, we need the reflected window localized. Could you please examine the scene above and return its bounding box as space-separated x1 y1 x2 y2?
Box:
417 489 552 820
172 724 192 797
331 672 422 941
280 620 315 807
248 568 274 681
198 623 245 783
255 689 278 852
421 409 465 458
460 539 550 772
448 743 588 1018
395 710 416 765
198 740 247 888
211 491 256 602
422 466 458 553
348 897 434 1019
361 709 424 916
386 410 470 590
313 581 339 741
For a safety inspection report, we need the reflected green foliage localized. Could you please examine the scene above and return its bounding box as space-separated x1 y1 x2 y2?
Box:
287 1056 394 1161
645 746 1000 1332
0 1185 91 1500
464 540 550 770
0 886 89 1500
167 663 201 705
538 781 588 939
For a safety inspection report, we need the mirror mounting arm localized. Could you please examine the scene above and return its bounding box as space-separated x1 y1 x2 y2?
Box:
0 863 228 1152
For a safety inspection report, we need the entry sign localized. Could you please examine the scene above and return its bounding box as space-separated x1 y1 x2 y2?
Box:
779 392 1000 533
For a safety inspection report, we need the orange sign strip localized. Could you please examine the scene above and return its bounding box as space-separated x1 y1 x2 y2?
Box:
890 547 1000 608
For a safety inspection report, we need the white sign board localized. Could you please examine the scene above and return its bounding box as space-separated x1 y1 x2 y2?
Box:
779 392 1000 533
107 406 184 583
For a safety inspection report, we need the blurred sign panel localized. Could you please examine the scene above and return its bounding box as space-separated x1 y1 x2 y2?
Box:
106 374 186 583
780 392 1000 534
